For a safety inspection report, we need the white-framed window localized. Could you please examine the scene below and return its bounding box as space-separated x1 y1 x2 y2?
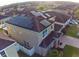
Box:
0 51 7 57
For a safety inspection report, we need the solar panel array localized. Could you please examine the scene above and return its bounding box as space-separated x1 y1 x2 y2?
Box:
8 16 33 29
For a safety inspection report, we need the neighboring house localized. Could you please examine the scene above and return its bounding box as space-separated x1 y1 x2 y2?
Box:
0 15 9 24
0 15 17 29
6 11 71 56
0 15 10 29
0 38 18 57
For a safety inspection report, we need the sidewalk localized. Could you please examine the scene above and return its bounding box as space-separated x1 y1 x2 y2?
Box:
59 35 79 48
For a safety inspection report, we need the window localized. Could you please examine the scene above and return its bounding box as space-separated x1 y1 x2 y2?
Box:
43 29 47 37
0 51 7 57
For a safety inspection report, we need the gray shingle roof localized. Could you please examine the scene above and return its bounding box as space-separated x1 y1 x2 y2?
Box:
0 38 14 51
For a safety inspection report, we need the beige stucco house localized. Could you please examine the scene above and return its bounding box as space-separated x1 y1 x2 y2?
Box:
6 11 71 56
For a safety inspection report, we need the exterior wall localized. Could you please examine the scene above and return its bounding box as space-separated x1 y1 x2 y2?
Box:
35 46 48 56
4 43 18 57
14 42 20 51
35 40 55 56
13 42 35 56
19 45 35 56
6 22 54 56
38 23 54 45
6 23 39 48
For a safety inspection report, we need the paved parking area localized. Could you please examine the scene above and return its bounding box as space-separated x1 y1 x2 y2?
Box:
60 35 79 48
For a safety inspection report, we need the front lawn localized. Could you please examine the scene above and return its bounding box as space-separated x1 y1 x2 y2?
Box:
47 45 79 57
47 49 63 57
47 49 59 57
63 45 79 57
66 25 79 38
0 28 3 32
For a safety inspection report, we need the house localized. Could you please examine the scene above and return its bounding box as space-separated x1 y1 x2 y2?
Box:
0 15 9 24
6 11 71 56
0 38 18 57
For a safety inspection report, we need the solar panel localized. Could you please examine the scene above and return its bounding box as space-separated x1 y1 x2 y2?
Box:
40 20 51 27
8 16 33 29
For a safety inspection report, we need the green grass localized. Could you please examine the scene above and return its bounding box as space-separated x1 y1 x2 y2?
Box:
66 25 79 38
47 49 59 57
47 45 79 57
63 45 79 57
47 49 63 57
0 28 3 32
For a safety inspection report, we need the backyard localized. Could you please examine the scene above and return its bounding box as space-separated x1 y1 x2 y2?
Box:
47 45 79 57
63 45 79 57
0 28 3 32
47 48 63 57
66 25 79 38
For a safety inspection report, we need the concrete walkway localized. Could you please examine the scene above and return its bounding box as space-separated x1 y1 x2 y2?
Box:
59 35 79 48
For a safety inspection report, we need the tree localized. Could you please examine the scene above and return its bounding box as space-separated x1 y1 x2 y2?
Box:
74 8 79 19
36 4 46 11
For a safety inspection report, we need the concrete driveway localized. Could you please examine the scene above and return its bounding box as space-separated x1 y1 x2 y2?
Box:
59 35 79 48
